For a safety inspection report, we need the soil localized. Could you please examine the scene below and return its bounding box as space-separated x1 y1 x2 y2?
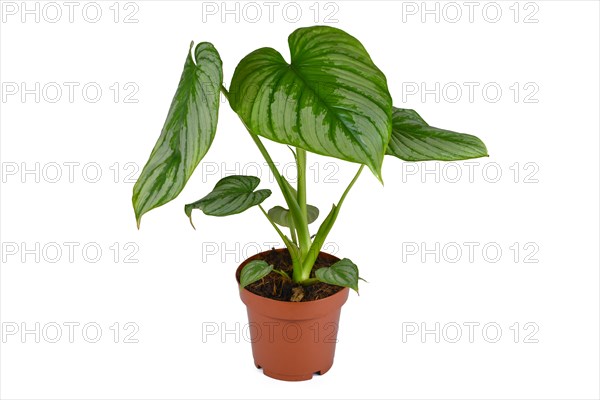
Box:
238 248 344 302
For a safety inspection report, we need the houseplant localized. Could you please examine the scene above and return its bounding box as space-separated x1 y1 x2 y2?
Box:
132 26 488 380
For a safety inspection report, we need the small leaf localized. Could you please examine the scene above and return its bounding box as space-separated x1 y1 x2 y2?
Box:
315 258 359 292
240 260 273 288
184 175 271 228
133 42 223 228
267 205 319 228
386 107 488 161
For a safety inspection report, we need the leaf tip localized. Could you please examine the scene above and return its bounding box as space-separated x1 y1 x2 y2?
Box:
188 215 197 230
132 197 142 229
184 204 196 230
369 164 384 186
134 209 143 230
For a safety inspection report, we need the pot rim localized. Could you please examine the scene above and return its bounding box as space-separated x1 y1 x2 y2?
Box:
235 248 350 306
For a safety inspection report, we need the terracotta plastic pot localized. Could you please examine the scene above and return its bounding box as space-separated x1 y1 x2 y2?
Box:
236 249 350 381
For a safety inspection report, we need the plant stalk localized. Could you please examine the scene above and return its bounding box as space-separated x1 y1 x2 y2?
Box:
258 205 299 262
221 85 310 272
297 164 365 282
295 148 311 256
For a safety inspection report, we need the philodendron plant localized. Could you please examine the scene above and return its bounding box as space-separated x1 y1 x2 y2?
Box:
132 26 488 293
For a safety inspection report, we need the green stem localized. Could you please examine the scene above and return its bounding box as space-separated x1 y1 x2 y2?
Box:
298 164 365 282
220 87 293 212
220 84 230 100
246 131 310 248
258 205 299 261
289 225 298 246
221 85 310 268
299 278 319 286
295 148 311 255
338 164 364 206
288 201 299 245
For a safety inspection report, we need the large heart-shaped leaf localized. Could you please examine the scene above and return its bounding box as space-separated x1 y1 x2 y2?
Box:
132 42 223 228
184 175 271 228
315 258 359 292
386 107 488 161
268 205 319 228
229 26 392 180
240 260 273 288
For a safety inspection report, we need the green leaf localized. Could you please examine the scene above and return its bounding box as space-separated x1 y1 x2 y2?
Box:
267 205 319 228
386 107 488 161
132 42 223 228
184 175 271 228
230 26 392 181
240 260 273 288
315 258 359 292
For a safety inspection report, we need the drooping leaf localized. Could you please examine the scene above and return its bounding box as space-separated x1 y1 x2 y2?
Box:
268 205 319 228
315 258 359 292
230 26 392 181
240 260 273 288
184 175 271 228
133 42 223 228
386 107 488 161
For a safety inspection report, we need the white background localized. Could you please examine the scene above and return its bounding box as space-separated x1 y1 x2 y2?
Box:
1 1 599 399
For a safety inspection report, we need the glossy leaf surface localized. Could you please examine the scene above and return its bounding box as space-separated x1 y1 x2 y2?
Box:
387 108 488 161
230 26 392 180
184 175 271 228
240 260 273 288
133 42 223 227
315 258 359 292
268 205 319 228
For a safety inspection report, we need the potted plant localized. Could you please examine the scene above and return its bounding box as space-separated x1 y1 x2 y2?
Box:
132 26 488 381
